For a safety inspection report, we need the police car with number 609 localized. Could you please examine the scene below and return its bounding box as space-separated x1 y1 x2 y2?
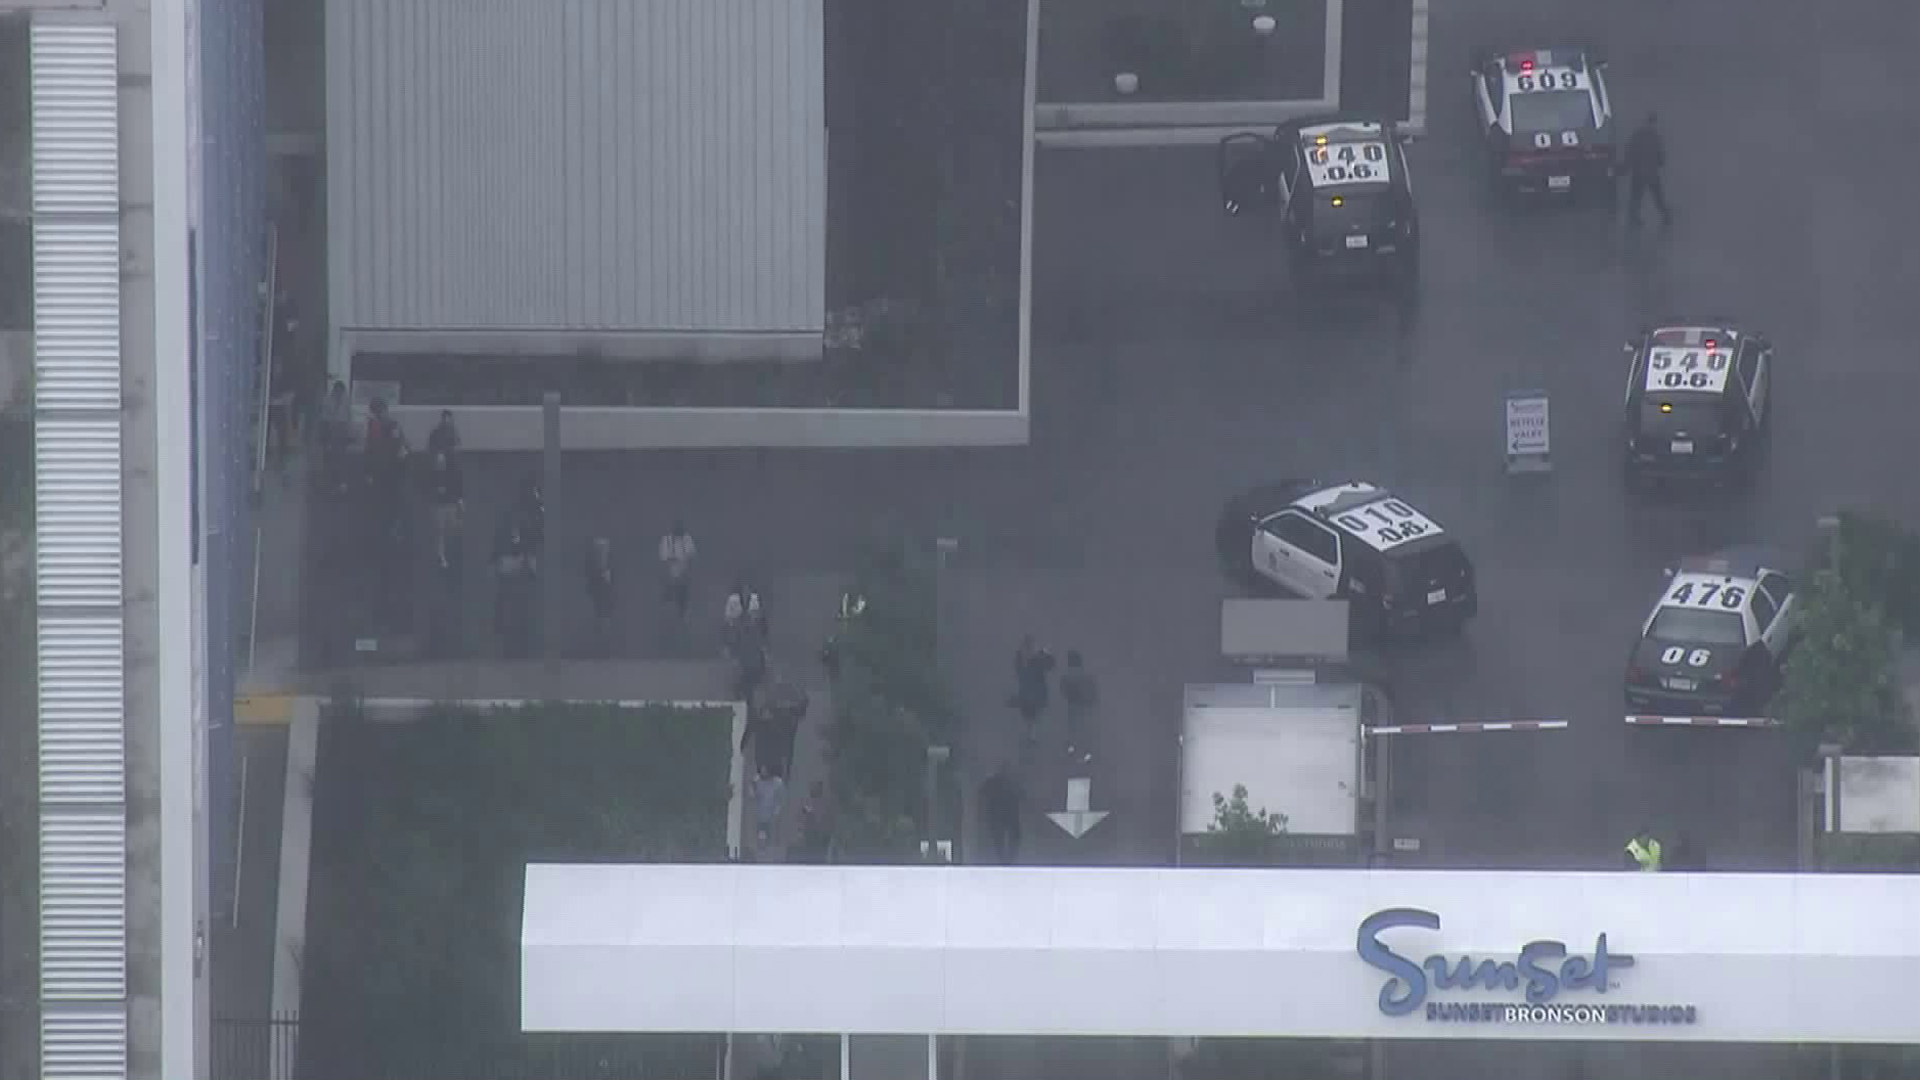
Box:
1624 549 1798 716
1623 325 1773 488
1217 480 1476 641
1472 47 1615 199
1218 116 1420 285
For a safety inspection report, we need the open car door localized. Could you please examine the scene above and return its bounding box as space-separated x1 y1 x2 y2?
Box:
1218 132 1280 216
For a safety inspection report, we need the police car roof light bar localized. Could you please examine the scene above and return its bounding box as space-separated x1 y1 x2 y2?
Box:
1366 721 1569 736
1624 715 1782 728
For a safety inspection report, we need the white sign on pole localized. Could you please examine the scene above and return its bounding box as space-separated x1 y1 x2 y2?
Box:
1504 390 1551 473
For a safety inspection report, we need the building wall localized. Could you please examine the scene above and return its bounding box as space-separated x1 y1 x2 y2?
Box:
325 0 827 367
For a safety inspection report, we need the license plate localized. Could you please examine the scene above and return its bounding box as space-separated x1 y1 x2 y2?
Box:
1345 234 1369 249
1670 439 1694 454
1548 175 1572 190
1663 677 1697 692
1427 588 1447 604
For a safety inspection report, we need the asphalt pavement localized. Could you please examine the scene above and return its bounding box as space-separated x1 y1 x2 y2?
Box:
286 0 1920 1073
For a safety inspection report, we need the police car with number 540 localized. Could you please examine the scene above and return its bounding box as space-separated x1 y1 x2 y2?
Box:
1217 480 1477 642
1623 325 1773 488
1472 47 1615 199
1624 549 1798 716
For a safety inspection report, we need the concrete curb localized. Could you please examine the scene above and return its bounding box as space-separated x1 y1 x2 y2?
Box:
386 404 1030 452
269 698 318 1021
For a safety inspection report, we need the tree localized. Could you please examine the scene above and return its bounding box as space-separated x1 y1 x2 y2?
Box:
1774 569 1912 755
1198 784 1288 864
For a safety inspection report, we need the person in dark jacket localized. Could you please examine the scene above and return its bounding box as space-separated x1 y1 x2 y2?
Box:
584 536 616 650
1009 635 1056 734
1623 111 1671 229
979 761 1024 864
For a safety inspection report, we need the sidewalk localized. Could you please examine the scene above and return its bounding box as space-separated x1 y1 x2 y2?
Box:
942 565 1235 868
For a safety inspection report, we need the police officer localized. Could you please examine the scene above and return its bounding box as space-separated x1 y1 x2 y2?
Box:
1624 826 1663 872
1623 111 1671 229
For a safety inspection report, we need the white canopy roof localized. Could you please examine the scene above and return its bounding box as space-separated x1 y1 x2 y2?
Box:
523 864 1920 1043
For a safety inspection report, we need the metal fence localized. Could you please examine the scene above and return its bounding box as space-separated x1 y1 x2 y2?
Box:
213 1014 299 1080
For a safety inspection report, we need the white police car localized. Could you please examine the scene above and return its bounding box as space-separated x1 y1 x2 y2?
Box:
1623 325 1774 487
1472 47 1615 198
1217 480 1476 640
1624 549 1798 716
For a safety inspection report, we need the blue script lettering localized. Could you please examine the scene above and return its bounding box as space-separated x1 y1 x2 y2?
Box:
1356 908 1635 1017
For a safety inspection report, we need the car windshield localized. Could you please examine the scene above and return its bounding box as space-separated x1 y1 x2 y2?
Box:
1511 89 1596 132
1649 608 1746 646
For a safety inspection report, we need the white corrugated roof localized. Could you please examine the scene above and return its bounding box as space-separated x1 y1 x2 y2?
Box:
523 865 1920 1043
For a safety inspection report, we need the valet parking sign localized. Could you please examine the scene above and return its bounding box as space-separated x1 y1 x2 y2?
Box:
1357 908 1701 1029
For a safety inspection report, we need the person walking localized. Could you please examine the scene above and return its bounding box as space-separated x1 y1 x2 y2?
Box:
979 761 1024 864
425 451 464 571
1061 650 1099 765
319 380 352 495
760 681 808 779
427 408 461 460
1008 635 1056 739
1623 111 1671 230
584 536 617 653
493 513 536 657
658 519 698 628
513 475 546 576
752 763 788 855
1624 825 1663 872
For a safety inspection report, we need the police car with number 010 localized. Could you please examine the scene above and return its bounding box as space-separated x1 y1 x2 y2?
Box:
1217 480 1476 640
1623 325 1773 486
1624 549 1798 716
1218 116 1419 284
1472 48 1615 198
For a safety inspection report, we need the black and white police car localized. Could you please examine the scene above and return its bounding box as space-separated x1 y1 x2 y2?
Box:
1624 549 1798 716
1623 325 1774 487
1217 480 1476 639
1472 47 1615 198
1218 116 1419 284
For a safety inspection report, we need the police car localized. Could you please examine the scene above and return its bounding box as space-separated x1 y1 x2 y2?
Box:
1624 549 1798 716
1622 325 1773 486
1216 480 1476 640
1217 116 1419 284
1472 47 1615 198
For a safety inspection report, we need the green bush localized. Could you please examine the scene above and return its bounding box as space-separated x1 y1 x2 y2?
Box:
1836 511 1920 637
302 700 733 1079
1774 570 1911 756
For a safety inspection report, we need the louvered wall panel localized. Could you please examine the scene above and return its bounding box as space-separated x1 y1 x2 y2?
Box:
31 20 127 1080
38 612 126 803
32 222 121 411
35 417 123 606
42 1006 130 1080
327 0 826 335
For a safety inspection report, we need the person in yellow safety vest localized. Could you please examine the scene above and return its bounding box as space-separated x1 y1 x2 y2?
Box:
1624 826 1663 872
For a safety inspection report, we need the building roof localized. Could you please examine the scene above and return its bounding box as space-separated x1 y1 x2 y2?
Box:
522 864 1920 1042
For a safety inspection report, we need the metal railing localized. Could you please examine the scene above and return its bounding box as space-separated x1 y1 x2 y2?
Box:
214 1014 299 1080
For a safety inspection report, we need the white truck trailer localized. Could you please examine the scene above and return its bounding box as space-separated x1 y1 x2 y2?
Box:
1177 598 1383 867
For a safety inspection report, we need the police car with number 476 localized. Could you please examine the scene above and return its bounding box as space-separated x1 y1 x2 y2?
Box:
1472 47 1615 200
1217 480 1476 642
1624 549 1798 717
1623 325 1773 489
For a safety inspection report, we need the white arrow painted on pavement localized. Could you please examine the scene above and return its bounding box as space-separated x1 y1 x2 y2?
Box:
1047 777 1108 839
